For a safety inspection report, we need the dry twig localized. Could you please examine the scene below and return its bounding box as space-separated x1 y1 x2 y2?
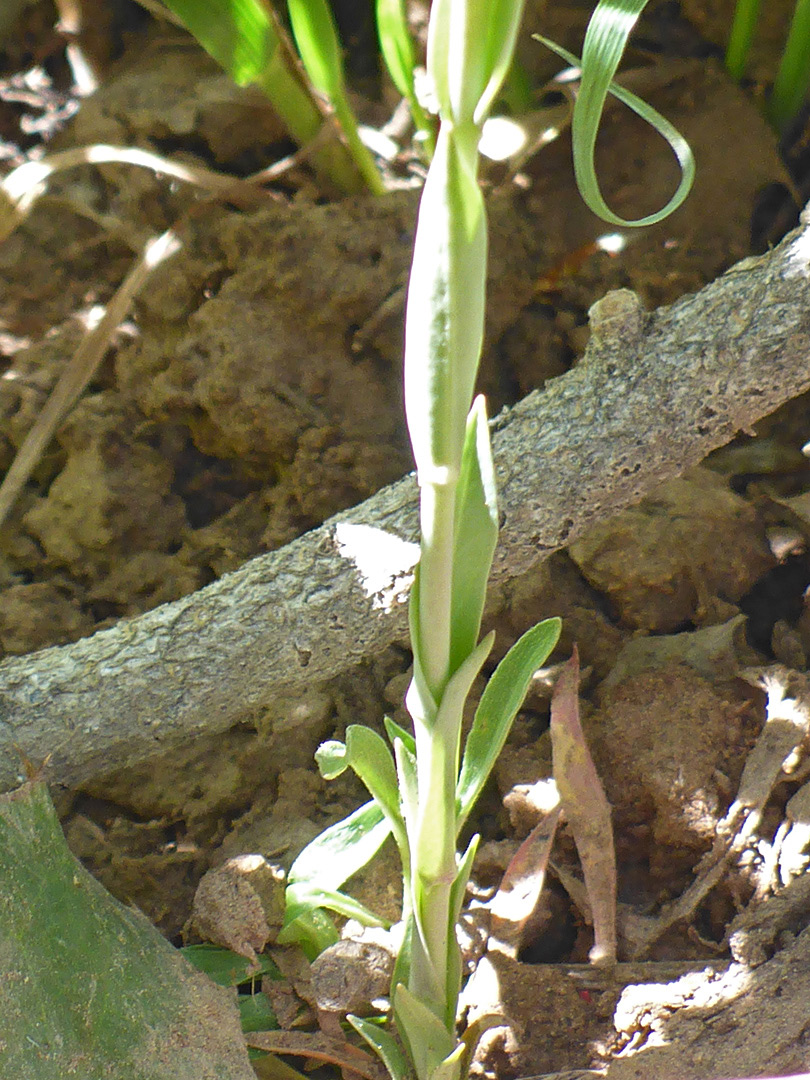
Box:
3 211 810 791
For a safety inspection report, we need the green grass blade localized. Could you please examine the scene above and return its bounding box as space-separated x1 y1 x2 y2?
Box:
376 0 435 152
725 0 762 81
287 0 385 193
535 2 695 226
287 0 343 100
456 618 561 832
162 0 372 193
473 0 529 123
444 834 479 1023
769 0 810 132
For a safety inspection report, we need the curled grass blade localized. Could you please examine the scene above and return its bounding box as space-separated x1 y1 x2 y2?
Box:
535 0 695 226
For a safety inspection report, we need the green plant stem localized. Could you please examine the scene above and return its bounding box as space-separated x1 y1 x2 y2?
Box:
725 0 762 81
416 481 456 696
769 0 810 132
409 718 458 1016
330 97 387 195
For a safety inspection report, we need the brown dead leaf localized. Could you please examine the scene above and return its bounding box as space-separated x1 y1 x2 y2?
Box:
550 646 617 965
245 1031 388 1080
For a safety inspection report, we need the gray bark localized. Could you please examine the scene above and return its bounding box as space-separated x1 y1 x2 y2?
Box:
3 211 810 793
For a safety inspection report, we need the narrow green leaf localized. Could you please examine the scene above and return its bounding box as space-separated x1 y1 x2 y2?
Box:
390 916 414 1007
393 737 418 847
434 631 494 743
473 0 529 124
406 566 438 724
314 739 348 780
430 1040 466 1080
449 835 479 931
181 944 280 987
456 618 561 832
165 0 278 86
769 0 810 132
287 0 343 100
725 0 762 81
445 834 479 1022
285 882 389 928
375 0 434 151
535 4 695 226
393 983 456 1080
348 1014 413 1080
239 992 279 1032
288 800 390 892
384 715 416 757
287 0 386 194
375 0 415 99
276 907 338 958
449 396 498 674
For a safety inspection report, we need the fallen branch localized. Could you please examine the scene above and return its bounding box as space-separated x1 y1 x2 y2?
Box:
3 210 810 792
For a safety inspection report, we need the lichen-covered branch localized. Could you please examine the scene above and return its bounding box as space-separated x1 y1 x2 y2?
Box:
2 211 810 793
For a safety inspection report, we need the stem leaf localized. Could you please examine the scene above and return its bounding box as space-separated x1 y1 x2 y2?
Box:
449 395 498 674
349 1015 413 1080
288 799 390 893
456 618 561 832
393 983 457 1080
385 715 416 757
346 725 407 843
314 739 348 780
284 882 389 928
